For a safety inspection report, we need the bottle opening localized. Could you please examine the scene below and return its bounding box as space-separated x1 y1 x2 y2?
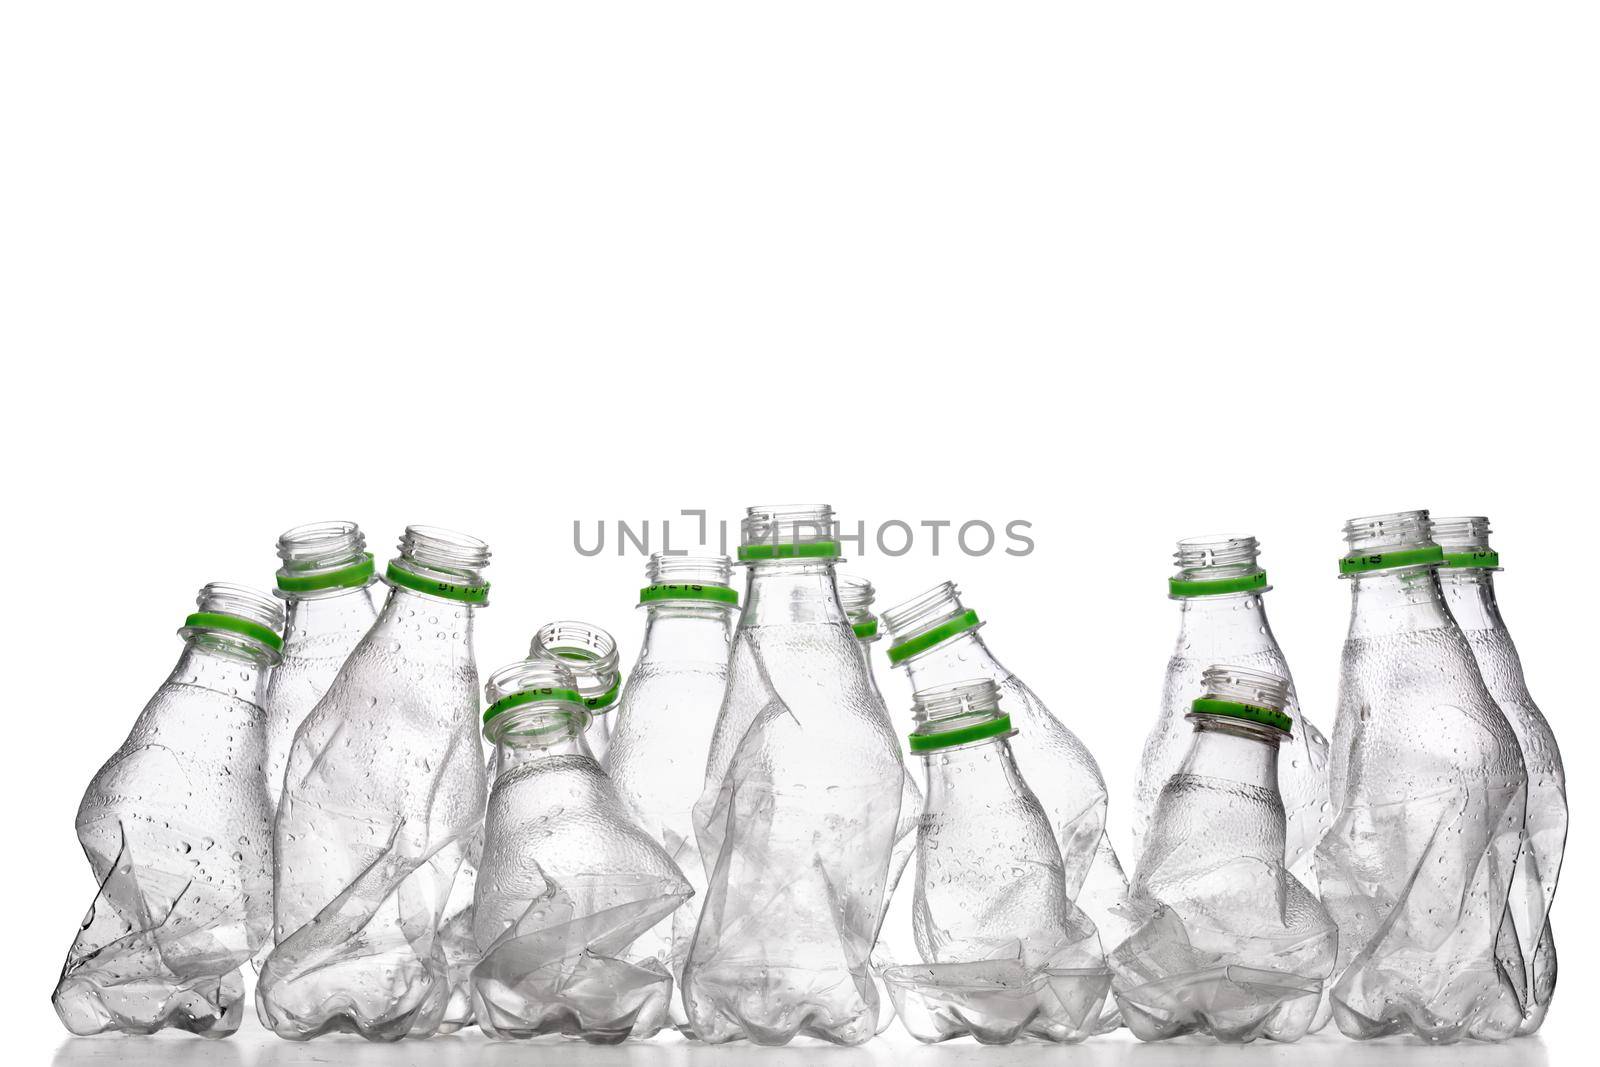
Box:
738 504 840 561
882 581 981 666
1189 664 1292 736
1171 534 1268 597
908 679 1013 752
529 620 621 711
275 521 374 595
1339 510 1442 576
1432 516 1501 570
388 525 491 603
482 659 588 740
180 582 285 656
646 553 734 586
836 572 880 641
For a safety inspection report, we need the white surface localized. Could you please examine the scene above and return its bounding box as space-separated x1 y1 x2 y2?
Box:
3 2 1595 1063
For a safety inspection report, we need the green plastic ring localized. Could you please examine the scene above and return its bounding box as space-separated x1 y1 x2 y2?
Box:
909 714 1014 752
639 583 738 605
1191 696 1292 734
183 612 284 652
386 562 490 603
1338 545 1445 575
737 540 842 561
853 618 879 640
583 676 621 712
1169 571 1268 598
276 552 376 594
887 610 981 665
1442 550 1500 569
482 687 584 725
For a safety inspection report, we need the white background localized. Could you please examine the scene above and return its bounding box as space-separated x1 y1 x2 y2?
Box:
2 2 1595 1064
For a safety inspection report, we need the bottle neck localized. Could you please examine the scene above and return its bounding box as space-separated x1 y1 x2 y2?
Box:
372 584 477 655
281 582 379 642
901 630 1008 689
1173 591 1277 657
168 639 272 705
740 561 847 626
1178 718 1281 790
1437 567 1505 634
637 601 736 667
920 736 1027 810
1346 566 1455 640
489 707 594 778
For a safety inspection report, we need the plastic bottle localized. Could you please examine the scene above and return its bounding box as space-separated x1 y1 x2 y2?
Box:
258 526 491 1041
1316 510 1528 1042
684 505 905 1045
529 620 622 766
1435 516 1565 1035
1111 665 1336 1042
54 583 283 1037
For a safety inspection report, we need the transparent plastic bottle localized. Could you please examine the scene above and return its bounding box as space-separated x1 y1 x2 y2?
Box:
530 620 622 766
882 680 1108 1044
54 583 284 1037
1435 516 1565 1035
604 554 738 1033
471 660 692 1041
1316 511 1528 1042
258 526 491 1041
1111 665 1336 1043
881 583 1133 979
685 505 906 1045
262 521 380 818
1136 536 1330 888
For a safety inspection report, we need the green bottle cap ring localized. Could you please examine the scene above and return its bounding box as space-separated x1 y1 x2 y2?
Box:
887 610 981 665
1338 545 1445 575
737 540 842 561
482 687 584 725
182 612 284 652
639 583 739 605
853 618 879 640
1169 571 1268 598
583 676 621 712
1442 550 1500 570
909 714 1014 753
1191 696 1292 734
276 553 376 594
386 562 490 603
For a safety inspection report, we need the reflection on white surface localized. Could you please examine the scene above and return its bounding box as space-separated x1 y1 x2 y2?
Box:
50 1031 1551 1067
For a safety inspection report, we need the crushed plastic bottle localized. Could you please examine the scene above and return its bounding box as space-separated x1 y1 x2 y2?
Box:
882 680 1109 1044
54 583 284 1037
881 581 1134 1019
1316 511 1528 1042
1136 536 1330 888
604 554 738 1033
1111 665 1336 1042
1435 516 1566 1035
685 505 906 1045
258 526 491 1041
470 659 692 1040
262 521 379 818
529 620 622 766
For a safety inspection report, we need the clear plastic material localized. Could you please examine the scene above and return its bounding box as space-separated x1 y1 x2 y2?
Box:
471 661 692 1041
262 521 379 818
881 580 1133 1030
883 681 1109 1044
1435 517 1565 1035
1316 511 1529 1042
684 506 906 1045
530 620 622 765
1136 536 1330 888
54 584 284 1037
1111 666 1336 1043
604 555 737 1033
257 526 491 1041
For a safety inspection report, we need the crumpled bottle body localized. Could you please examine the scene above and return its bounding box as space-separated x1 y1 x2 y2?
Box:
1316 625 1529 1042
257 594 485 1041
1112 758 1336 1042
54 656 275 1038
685 616 905 1044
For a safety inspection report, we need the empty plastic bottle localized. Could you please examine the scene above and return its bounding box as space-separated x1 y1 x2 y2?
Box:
1110 665 1336 1043
262 521 380 818
881 583 1134 982
1136 536 1330 887
685 505 906 1045
54 583 284 1037
530 620 622 766
258 526 491 1041
1316 510 1528 1042
604 554 739 1033
882 680 1108 1044
1435 516 1565 1034
470 659 692 1040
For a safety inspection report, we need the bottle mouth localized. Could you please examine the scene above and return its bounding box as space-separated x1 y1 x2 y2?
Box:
275 520 375 595
1339 510 1443 576
882 581 981 666
1432 516 1501 570
908 679 1014 752
640 554 739 606
738 504 840 561
1170 534 1268 597
482 659 587 738
836 572 880 640
1189 664 1291 736
529 620 622 711
387 525 491 603
180 582 285 657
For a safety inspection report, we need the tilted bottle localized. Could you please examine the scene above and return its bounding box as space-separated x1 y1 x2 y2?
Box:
1111 666 1336 1043
262 521 380 818
604 554 738 1032
1435 516 1565 1034
530 620 622 766
258 526 491 1041
882 681 1108 1044
1316 510 1528 1042
54 583 283 1037
471 660 692 1040
685 505 906 1045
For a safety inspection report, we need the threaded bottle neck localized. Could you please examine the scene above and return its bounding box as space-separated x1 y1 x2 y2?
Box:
275 520 374 598
180 582 285 663
482 659 590 746
738 503 840 564
1171 534 1269 597
385 525 491 604
908 679 1013 753
646 553 733 586
529 620 621 712
836 572 880 641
